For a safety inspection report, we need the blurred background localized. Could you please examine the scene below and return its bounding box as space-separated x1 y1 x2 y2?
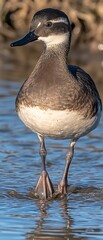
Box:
0 0 103 99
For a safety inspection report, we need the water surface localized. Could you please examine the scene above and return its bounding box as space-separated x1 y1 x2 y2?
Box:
0 49 103 240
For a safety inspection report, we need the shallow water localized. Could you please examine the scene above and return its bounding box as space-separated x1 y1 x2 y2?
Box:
0 46 103 240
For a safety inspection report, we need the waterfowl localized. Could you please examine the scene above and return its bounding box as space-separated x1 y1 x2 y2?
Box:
11 8 102 199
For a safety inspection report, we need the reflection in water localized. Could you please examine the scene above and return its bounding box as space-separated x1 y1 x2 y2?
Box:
25 198 74 240
7 186 103 240
0 48 103 240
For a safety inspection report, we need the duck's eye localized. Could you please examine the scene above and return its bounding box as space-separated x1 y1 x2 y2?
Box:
45 22 52 27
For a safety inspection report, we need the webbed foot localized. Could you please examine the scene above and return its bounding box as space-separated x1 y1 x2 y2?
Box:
35 170 54 199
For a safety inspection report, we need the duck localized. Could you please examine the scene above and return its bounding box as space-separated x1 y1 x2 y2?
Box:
10 8 102 199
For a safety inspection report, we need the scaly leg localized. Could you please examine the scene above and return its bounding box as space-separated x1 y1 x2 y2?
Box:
57 139 77 194
35 134 54 199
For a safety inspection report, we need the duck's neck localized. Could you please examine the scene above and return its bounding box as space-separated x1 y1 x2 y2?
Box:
37 42 69 68
28 42 70 83
45 41 70 59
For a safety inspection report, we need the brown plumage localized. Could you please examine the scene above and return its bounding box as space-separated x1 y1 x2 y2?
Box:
11 8 102 199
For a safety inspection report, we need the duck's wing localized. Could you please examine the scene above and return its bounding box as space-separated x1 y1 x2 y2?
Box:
68 65 102 118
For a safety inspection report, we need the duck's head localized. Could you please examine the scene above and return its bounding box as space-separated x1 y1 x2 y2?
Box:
10 8 71 49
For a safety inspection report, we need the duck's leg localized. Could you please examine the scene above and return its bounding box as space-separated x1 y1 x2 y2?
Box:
35 134 54 199
57 139 77 195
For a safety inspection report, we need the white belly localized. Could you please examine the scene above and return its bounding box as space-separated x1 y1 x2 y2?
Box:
17 105 100 139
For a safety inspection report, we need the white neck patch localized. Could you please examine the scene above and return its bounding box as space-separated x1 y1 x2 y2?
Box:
38 33 69 48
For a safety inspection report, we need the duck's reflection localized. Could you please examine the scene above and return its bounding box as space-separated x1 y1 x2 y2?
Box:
25 197 81 240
